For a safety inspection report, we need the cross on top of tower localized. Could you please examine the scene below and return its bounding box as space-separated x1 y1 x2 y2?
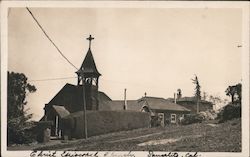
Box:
76 34 101 80
86 35 94 49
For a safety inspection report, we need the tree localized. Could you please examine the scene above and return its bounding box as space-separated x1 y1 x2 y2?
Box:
192 75 201 113
225 83 241 104
235 83 242 103
7 71 37 144
217 83 242 122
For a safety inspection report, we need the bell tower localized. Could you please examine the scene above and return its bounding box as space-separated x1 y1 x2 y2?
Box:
76 35 101 110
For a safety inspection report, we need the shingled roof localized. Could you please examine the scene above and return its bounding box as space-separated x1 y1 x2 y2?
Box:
47 83 111 112
139 97 190 112
99 96 190 113
76 49 101 77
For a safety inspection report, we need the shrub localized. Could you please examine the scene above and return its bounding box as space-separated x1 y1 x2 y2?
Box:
217 103 241 123
199 110 217 120
35 121 53 143
62 110 151 139
181 114 204 125
150 116 161 127
7 118 36 145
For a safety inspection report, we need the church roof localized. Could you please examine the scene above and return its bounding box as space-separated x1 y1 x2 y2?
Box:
76 48 101 77
47 83 111 113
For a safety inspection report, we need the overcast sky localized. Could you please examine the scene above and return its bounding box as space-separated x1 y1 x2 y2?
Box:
8 8 242 120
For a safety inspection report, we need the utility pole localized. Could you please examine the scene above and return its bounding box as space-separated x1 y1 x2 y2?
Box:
78 35 96 139
80 35 95 139
81 71 88 139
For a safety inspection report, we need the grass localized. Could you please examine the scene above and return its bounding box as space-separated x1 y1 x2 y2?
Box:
8 118 241 152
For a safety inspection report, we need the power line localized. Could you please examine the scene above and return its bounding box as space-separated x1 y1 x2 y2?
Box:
28 76 162 89
26 7 78 70
28 76 170 91
29 76 77 82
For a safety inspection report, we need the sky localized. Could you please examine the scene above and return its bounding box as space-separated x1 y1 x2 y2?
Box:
8 8 242 120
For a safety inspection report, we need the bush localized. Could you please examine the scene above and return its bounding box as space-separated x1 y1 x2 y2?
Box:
35 121 53 143
150 116 161 127
62 110 151 139
199 110 217 120
7 117 36 145
217 103 241 123
181 114 204 125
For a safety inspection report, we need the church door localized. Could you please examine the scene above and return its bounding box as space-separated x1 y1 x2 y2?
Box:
54 115 62 138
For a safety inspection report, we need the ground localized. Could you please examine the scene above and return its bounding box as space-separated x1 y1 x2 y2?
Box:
8 118 241 152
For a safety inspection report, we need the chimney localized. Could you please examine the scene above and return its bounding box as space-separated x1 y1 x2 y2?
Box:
174 93 177 104
124 88 127 110
144 92 147 97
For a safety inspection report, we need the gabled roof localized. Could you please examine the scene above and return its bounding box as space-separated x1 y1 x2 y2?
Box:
76 49 101 77
99 100 142 111
99 96 190 113
98 91 112 102
52 105 70 118
47 83 112 112
139 97 190 112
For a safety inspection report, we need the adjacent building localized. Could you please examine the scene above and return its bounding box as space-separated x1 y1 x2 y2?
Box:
167 96 214 114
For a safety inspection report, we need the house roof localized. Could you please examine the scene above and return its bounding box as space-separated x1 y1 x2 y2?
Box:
140 97 190 112
76 49 101 77
99 96 190 113
52 105 70 118
99 100 142 111
167 96 213 104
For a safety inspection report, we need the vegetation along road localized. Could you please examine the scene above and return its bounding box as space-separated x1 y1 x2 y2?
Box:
22 118 242 152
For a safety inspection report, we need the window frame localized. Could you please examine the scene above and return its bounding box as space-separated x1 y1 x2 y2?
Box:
170 113 177 123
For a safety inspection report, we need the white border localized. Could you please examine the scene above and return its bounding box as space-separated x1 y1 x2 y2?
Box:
1 1 249 157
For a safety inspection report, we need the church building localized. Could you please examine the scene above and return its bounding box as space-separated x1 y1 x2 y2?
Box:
40 35 191 138
40 35 111 137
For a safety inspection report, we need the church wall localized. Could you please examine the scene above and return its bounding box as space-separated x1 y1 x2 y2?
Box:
84 84 98 110
48 84 100 113
48 85 82 113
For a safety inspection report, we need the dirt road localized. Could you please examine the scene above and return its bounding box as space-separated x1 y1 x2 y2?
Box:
8 118 241 152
